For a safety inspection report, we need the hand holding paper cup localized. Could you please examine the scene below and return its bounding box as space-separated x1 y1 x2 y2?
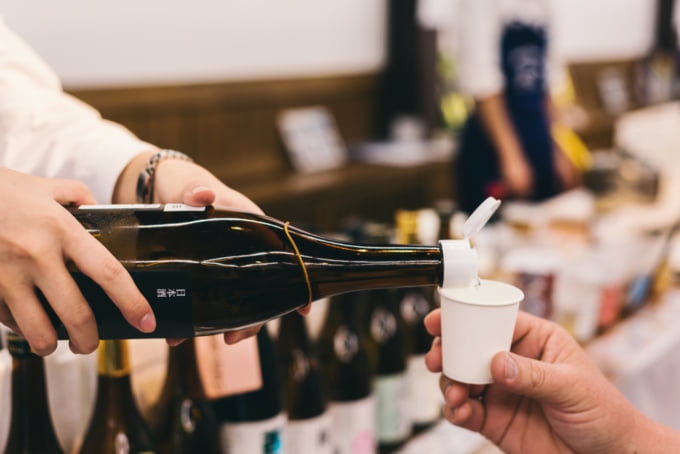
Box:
439 280 524 384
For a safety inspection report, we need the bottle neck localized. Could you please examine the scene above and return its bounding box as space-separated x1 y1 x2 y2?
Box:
93 339 138 416
277 312 311 352
164 339 204 398
292 228 443 298
8 334 49 405
98 339 131 377
10 354 49 411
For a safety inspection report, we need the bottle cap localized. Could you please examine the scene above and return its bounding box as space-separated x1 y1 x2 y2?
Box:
462 197 501 240
440 240 478 287
439 197 501 288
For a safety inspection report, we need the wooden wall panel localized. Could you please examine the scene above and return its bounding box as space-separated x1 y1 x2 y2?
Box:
70 73 453 231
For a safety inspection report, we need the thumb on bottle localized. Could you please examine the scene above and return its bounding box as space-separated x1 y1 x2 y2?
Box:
491 351 571 405
183 185 216 206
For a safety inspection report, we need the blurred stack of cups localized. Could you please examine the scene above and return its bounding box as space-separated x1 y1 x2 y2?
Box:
499 237 644 344
502 247 562 321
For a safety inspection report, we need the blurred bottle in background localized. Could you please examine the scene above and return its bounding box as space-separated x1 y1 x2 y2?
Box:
395 208 443 434
4 331 64 454
317 291 377 454
637 0 679 104
79 339 156 454
148 338 219 454
368 286 412 453
361 220 412 453
277 311 332 454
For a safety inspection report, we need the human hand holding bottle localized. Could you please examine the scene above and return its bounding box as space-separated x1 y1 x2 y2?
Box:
113 151 302 345
0 167 156 356
424 309 680 453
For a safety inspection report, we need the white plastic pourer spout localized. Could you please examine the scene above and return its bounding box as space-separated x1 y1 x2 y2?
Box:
439 197 501 288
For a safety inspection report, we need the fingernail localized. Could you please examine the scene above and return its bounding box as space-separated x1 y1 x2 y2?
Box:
224 331 246 345
191 186 212 195
139 313 156 333
505 353 518 380
166 338 183 347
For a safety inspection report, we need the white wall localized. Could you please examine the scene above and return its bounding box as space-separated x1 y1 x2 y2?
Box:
0 0 665 89
1 0 388 89
552 0 657 62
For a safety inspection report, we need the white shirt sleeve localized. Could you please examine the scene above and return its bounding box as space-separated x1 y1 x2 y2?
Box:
456 0 505 98
0 18 155 203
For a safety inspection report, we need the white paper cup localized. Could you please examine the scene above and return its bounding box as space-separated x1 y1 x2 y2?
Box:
439 280 524 384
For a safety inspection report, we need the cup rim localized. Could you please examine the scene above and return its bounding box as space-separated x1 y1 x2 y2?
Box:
439 279 524 307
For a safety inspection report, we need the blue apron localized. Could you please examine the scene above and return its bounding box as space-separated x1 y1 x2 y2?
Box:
455 21 558 214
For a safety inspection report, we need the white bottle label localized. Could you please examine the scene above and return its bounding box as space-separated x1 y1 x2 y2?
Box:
220 413 286 454
407 354 443 425
328 396 376 454
374 373 411 444
286 412 333 454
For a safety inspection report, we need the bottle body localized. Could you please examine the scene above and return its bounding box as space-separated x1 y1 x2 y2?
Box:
4 331 64 454
277 312 332 454
400 287 442 433
395 209 442 433
79 339 156 454
148 339 219 454
367 289 412 453
317 292 377 454
46 204 443 340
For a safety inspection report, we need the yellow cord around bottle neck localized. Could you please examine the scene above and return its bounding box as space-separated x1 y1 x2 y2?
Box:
283 221 312 307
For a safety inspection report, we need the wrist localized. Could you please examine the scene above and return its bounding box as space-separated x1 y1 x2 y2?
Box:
135 150 193 203
112 151 155 204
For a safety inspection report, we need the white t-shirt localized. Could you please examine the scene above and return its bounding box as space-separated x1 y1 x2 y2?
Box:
0 17 154 203
455 0 566 99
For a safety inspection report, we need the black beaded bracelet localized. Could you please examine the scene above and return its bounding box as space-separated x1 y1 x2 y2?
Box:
136 149 193 203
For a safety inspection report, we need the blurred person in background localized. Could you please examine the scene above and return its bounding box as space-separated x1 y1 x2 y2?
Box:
0 17 265 356
424 308 680 453
453 0 580 214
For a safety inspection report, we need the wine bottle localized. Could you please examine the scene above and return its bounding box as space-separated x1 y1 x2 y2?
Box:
317 292 377 454
148 339 219 454
368 286 412 453
277 311 332 454
4 331 64 454
41 200 498 340
78 339 157 454
214 325 286 454
357 221 411 453
395 209 442 434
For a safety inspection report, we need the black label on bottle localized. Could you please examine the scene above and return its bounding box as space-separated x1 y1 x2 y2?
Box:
40 271 194 339
333 325 359 363
370 307 397 344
